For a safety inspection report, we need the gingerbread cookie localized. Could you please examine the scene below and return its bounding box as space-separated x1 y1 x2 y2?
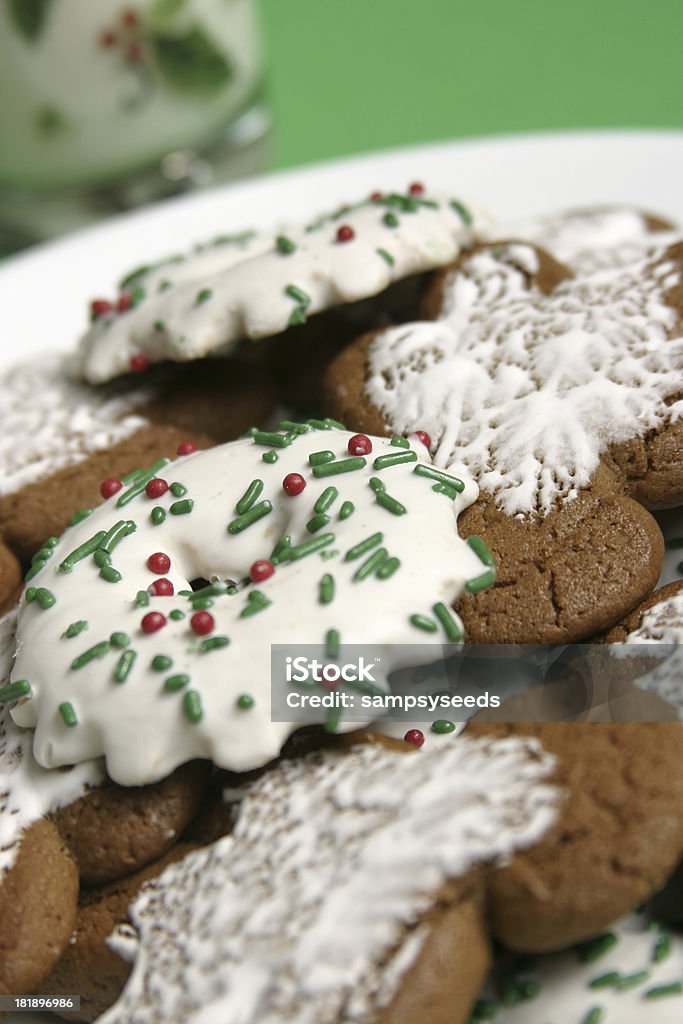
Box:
0 353 275 563
0 540 21 614
325 232 683 641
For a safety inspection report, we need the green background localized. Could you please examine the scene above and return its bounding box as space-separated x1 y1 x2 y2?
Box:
259 0 683 170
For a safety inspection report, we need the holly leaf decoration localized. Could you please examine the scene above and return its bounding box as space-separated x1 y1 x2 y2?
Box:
6 0 53 41
150 27 233 95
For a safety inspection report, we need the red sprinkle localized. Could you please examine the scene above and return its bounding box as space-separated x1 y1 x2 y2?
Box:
100 477 123 499
99 30 117 48
336 224 355 243
141 611 166 634
117 293 132 313
282 473 306 496
121 8 139 28
414 430 432 450
320 665 340 691
145 477 169 499
408 182 425 196
147 552 171 575
177 440 198 456
404 729 425 748
348 434 372 456
370 191 384 202
90 299 113 319
191 611 215 636
129 353 149 374
250 560 275 583
149 578 174 597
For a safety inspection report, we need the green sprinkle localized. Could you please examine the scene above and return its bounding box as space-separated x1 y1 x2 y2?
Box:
390 435 410 448
228 499 272 534
110 632 130 648
432 482 459 500
170 482 187 498
309 450 335 466
312 457 367 478
164 673 190 692
581 1009 605 1024
431 719 456 734
375 491 407 516
59 531 107 572
469 998 498 1021
467 534 495 568
158 280 172 292
200 636 230 652
100 520 137 553
31 543 55 564
377 247 395 266
413 464 465 491
288 305 307 327
121 468 145 485
353 548 388 581
196 287 213 305
324 703 342 734
262 450 278 463
271 535 292 562
276 235 296 254
189 582 228 600
35 588 56 609
154 320 166 332
236 693 254 710
71 641 110 670
130 284 146 307
114 649 136 683
288 534 335 561
307 513 331 533
644 981 683 999
345 532 383 561
0 680 31 703
183 689 203 723
588 972 621 989
319 574 335 604
373 451 417 470
170 499 194 515
465 568 497 594
383 211 399 228
25 587 37 603
372 475 388 491
323 418 345 429
135 590 150 607
59 702 78 727
241 426 258 438
151 506 166 525
326 628 340 659
433 602 463 643
653 931 672 963
191 597 213 610
339 500 355 519
24 561 46 582
279 420 312 434
69 507 93 526
615 969 649 991
116 458 170 507
451 199 473 225
93 550 111 568
235 478 264 514
410 614 438 633
307 418 332 430
252 430 293 449
170 609 185 621
61 620 88 639
240 590 271 617
576 933 618 964
285 283 310 306
152 654 172 671
376 556 400 579
100 566 123 583
315 486 338 513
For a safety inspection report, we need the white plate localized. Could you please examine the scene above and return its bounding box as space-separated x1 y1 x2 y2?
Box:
3 130 683 1024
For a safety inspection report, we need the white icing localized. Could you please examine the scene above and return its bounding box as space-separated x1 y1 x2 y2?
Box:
9 427 488 785
101 737 558 1024
365 239 683 516
488 910 683 1024
620 592 683 716
74 191 485 384
0 353 150 496
0 610 104 880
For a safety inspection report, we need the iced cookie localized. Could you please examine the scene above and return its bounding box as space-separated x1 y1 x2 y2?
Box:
0 353 275 562
6 423 491 785
73 188 485 384
467 722 683 953
99 736 558 1024
325 234 683 641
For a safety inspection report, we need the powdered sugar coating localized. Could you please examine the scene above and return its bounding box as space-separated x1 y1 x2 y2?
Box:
103 737 558 1024
0 354 150 496
366 239 683 516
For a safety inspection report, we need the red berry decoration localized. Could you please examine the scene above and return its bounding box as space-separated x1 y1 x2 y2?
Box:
282 472 306 496
117 293 132 313
141 611 166 634
145 477 169 499
129 353 149 373
99 31 117 49
404 729 425 748
147 552 171 574
250 560 275 583
177 440 198 456
336 224 355 243
149 578 174 597
191 611 215 636
370 190 384 202
121 8 139 28
414 430 432 450
348 434 372 456
408 181 425 196
90 298 113 319
100 477 122 499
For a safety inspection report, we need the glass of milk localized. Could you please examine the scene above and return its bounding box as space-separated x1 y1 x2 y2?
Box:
0 0 271 249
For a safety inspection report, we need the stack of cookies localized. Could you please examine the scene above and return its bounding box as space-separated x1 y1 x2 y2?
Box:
1 188 682 1024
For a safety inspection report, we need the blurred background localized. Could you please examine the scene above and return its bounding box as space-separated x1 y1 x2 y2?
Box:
1 0 681 251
